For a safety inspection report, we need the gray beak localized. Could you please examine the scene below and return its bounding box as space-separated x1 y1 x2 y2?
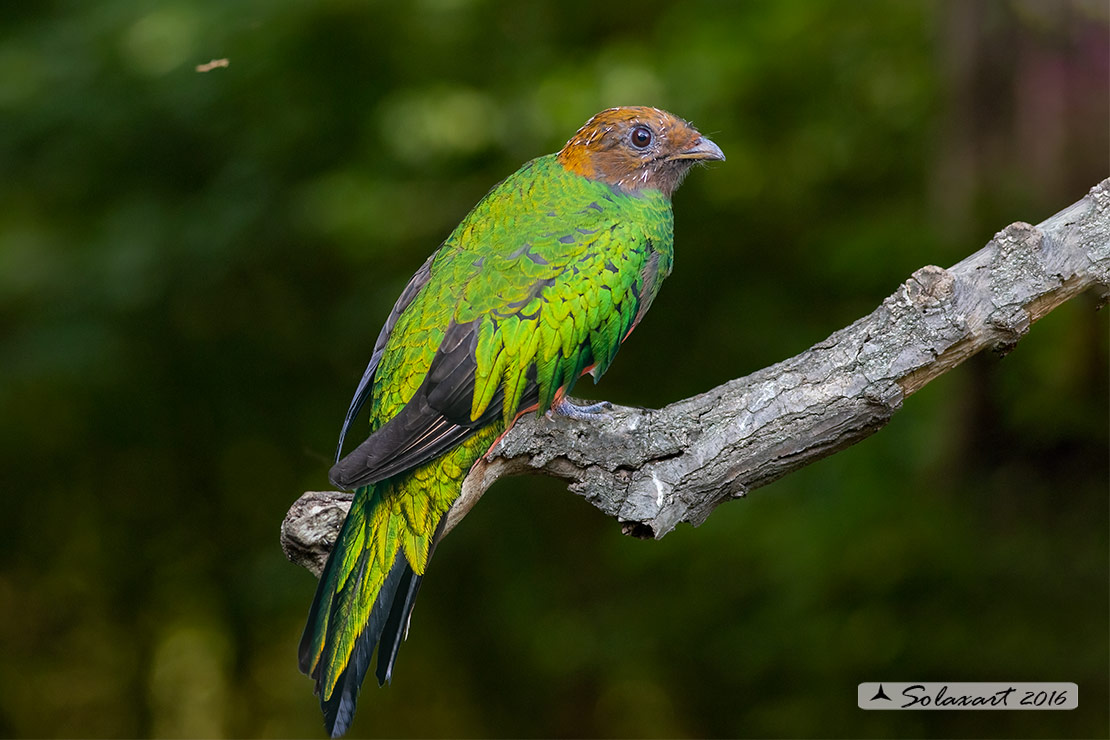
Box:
671 135 725 162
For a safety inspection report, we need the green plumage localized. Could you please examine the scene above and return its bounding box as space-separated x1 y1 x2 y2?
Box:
299 107 721 738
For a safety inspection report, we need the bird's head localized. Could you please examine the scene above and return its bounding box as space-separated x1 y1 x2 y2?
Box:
556 106 724 198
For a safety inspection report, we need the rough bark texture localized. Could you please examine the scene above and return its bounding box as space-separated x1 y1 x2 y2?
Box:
282 179 1110 577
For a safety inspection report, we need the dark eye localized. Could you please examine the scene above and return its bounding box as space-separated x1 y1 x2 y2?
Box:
630 125 653 149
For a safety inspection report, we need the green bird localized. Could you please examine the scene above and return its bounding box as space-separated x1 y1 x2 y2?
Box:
299 105 724 736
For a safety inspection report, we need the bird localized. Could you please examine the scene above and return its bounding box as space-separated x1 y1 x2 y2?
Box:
299 105 724 737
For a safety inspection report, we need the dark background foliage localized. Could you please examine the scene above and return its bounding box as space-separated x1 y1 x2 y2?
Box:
1 1 1106 737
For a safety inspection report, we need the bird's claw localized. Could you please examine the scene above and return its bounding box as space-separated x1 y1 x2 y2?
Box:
546 398 613 421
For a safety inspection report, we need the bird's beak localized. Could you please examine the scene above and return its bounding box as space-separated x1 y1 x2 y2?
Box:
670 135 725 162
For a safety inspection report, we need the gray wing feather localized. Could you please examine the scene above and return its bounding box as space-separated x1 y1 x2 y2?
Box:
335 253 436 462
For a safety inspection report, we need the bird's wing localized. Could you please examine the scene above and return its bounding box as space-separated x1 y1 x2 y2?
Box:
329 316 533 489
331 176 672 491
335 253 436 462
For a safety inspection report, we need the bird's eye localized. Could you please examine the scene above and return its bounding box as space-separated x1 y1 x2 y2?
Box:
630 125 653 149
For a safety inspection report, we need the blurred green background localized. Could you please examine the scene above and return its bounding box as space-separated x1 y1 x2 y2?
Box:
1 0 1107 737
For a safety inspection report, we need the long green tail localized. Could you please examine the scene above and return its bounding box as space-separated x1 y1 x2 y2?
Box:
298 427 499 737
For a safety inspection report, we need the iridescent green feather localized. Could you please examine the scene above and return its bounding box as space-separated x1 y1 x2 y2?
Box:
300 154 675 735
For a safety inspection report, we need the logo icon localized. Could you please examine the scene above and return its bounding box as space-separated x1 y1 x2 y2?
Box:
870 684 892 702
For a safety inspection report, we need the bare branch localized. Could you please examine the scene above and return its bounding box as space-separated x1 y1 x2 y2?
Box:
282 179 1110 576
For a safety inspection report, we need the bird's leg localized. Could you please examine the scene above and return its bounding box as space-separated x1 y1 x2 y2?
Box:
546 397 613 421
484 398 613 463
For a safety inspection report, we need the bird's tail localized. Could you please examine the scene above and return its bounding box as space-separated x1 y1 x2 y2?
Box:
298 477 447 738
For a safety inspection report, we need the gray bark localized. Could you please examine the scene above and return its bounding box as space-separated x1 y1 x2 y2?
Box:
282 179 1110 577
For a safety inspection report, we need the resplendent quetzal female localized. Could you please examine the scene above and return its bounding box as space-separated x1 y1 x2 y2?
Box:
299 106 724 736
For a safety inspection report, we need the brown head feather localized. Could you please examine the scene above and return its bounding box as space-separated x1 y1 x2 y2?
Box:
556 106 724 198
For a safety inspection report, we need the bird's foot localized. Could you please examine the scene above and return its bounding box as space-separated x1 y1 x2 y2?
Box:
546 397 613 421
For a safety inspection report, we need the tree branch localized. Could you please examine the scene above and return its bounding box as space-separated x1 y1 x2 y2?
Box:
282 179 1110 577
